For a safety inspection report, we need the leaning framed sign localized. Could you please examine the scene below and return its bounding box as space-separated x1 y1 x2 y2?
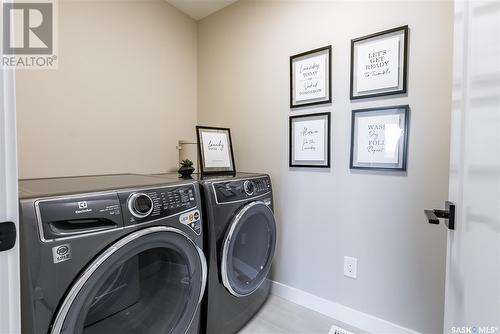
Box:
289 112 331 168
350 105 409 171
196 126 236 175
350 25 408 100
290 46 332 108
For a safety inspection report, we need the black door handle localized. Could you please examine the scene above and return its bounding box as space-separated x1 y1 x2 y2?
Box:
0 222 16 251
424 201 455 230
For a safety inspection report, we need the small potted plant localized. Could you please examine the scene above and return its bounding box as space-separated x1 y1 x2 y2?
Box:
178 159 195 178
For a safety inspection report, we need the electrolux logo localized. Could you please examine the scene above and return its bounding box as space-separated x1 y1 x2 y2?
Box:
451 326 499 334
2 0 58 69
75 200 92 214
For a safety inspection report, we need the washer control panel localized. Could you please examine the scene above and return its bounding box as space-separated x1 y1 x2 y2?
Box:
119 184 200 233
213 177 271 204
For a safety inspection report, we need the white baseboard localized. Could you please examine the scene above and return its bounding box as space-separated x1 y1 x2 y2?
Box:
271 281 420 334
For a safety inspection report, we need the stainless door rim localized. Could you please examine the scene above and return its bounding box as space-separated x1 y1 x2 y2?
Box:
50 226 207 334
221 201 275 297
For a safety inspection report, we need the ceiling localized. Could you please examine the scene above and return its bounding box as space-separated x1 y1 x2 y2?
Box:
165 0 239 20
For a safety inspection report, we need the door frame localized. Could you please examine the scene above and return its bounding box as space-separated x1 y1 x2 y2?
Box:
0 1 21 330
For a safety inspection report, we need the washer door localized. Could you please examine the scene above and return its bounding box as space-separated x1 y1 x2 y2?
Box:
51 226 207 334
221 201 277 297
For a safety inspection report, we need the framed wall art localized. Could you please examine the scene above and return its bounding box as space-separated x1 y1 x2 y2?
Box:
196 126 236 174
289 112 330 168
350 25 408 100
290 46 332 108
350 105 409 171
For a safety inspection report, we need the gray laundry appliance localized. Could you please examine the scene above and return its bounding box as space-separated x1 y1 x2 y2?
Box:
19 174 207 334
152 173 277 334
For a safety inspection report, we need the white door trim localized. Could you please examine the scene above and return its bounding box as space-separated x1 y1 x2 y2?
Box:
0 1 21 331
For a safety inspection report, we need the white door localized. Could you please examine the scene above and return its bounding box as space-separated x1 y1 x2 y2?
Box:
442 1 500 332
0 1 21 332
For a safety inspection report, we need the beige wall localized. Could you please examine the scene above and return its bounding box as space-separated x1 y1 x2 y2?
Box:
16 0 197 178
198 1 453 332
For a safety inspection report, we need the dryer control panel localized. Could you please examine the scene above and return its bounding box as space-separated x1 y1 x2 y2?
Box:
119 184 200 234
213 177 271 204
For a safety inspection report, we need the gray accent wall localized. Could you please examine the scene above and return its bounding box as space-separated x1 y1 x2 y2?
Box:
197 1 454 333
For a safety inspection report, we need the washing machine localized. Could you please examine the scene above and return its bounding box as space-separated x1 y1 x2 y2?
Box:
19 174 207 334
198 173 277 334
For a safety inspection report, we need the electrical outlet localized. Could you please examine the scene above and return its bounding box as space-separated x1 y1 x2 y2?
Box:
344 256 357 279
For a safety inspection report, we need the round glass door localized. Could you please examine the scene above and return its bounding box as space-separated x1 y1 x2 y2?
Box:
51 226 207 334
221 201 276 297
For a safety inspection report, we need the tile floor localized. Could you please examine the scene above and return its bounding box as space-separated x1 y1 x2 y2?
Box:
238 295 363 334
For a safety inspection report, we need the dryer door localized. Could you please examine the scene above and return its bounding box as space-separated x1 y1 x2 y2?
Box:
221 201 277 297
51 226 207 334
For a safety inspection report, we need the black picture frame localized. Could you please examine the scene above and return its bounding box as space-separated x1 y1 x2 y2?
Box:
350 25 408 100
289 112 331 168
196 126 236 175
290 46 332 108
349 105 409 171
